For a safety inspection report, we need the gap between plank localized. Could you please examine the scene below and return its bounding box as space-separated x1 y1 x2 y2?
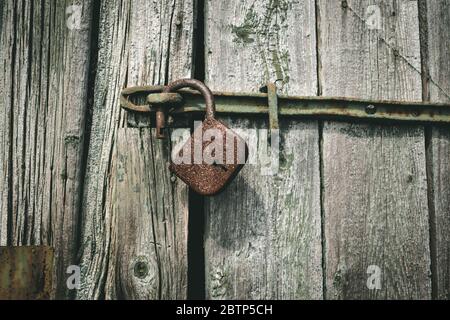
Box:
315 0 327 300
418 0 438 300
74 0 101 284
187 0 206 300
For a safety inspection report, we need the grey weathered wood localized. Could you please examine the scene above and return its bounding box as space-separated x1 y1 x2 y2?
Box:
422 0 450 300
0 0 93 298
106 129 188 299
77 0 194 299
0 0 10 246
319 0 432 299
204 0 323 299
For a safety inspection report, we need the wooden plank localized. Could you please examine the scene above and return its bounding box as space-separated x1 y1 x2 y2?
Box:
0 0 11 246
319 0 432 299
0 0 93 298
77 0 194 299
422 0 450 300
106 129 188 299
204 0 323 299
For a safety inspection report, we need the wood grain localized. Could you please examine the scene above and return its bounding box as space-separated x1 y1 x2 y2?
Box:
0 0 93 298
319 0 432 299
1 0 447 301
204 0 323 299
77 0 194 299
106 128 188 299
422 0 450 300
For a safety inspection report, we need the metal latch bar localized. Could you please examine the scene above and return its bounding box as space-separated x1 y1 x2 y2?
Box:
267 83 280 130
120 86 450 124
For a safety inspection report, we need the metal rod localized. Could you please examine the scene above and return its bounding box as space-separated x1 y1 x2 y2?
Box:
121 86 450 124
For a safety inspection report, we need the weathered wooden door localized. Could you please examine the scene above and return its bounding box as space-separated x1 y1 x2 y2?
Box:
1 0 449 300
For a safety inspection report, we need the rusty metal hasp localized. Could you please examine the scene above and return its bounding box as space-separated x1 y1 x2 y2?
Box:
120 79 450 194
120 85 450 124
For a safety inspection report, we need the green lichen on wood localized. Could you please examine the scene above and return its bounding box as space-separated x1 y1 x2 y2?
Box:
279 50 291 84
209 268 230 298
280 152 294 171
229 0 291 86
271 49 285 83
231 6 258 44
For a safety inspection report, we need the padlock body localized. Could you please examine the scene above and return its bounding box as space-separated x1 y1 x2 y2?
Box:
169 118 248 196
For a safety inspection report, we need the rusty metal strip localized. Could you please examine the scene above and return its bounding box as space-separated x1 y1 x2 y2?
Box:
0 246 54 300
267 83 279 130
120 86 450 124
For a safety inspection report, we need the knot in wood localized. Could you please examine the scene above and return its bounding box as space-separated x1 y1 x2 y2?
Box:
134 260 149 279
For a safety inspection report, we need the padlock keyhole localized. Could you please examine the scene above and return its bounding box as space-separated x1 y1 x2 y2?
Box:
213 161 228 172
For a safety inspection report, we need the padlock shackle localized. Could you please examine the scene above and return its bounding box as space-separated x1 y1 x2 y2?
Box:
164 79 215 120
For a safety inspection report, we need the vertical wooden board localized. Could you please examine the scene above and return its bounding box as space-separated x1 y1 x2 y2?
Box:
206 0 318 94
77 0 194 299
106 129 188 299
0 0 93 298
204 0 323 299
319 0 431 299
423 0 450 300
205 118 322 300
0 0 12 246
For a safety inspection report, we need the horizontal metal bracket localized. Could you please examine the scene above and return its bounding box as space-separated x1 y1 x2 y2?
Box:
121 86 450 124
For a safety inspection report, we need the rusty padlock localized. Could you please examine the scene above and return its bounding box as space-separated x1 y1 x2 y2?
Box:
166 79 248 195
